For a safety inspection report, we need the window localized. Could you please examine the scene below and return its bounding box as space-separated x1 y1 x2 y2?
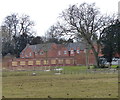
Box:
28 61 33 65
20 61 26 65
84 49 86 53
35 52 37 55
77 50 80 53
40 52 44 55
30 52 32 56
66 59 71 64
12 61 17 66
58 51 61 55
58 59 63 64
71 50 74 54
36 60 41 65
43 60 48 65
51 59 56 64
64 50 67 54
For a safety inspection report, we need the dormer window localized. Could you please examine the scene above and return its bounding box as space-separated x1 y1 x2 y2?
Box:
64 50 67 54
40 52 44 55
77 50 80 53
71 50 74 54
29 52 32 56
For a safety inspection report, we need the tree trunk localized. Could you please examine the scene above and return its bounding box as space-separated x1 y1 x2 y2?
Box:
90 44 99 68
94 52 99 68
109 62 112 69
85 47 90 69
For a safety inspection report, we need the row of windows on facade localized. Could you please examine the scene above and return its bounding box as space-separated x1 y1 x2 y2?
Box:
36 50 80 55
12 59 74 66
22 50 80 58
59 50 80 55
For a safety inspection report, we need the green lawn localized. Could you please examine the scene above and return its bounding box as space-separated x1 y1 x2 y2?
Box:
111 65 118 68
56 65 118 71
57 66 87 70
2 70 118 98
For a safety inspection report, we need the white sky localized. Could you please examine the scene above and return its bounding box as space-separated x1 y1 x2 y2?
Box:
0 0 119 36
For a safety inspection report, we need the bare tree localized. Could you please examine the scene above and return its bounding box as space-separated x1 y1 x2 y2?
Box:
2 13 35 37
1 13 36 57
48 3 116 67
19 14 35 36
46 25 59 39
2 14 19 40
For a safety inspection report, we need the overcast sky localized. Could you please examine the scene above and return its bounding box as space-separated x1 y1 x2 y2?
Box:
0 0 119 36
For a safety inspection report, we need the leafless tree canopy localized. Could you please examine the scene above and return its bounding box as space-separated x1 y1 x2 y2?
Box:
19 15 35 36
1 13 35 40
47 3 116 67
59 3 115 41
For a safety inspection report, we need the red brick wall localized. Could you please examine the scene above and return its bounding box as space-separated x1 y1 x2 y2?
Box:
88 53 95 65
75 51 86 65
74 50 96 66
20 46 35 58
19 43 99 68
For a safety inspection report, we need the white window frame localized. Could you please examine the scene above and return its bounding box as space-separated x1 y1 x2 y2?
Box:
30 52 32 56
71 50 74 54
77 50 80 53
64 50 67 54
40 52 44 55
35 52 37 55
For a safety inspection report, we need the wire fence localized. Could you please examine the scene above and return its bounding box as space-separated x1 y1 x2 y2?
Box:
56 68 119 75
2 67 119 77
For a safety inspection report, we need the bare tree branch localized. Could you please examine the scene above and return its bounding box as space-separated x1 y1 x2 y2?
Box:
47 2 116 67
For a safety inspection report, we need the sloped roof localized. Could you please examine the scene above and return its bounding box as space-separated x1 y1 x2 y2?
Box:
66 42 86 51
29 43 53 52
26 42 86 53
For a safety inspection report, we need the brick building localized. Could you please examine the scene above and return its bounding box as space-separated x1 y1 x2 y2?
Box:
9 42 97 70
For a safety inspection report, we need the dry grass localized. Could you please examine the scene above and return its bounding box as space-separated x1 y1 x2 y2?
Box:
2 71 118 98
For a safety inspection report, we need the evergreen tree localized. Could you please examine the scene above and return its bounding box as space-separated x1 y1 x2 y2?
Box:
101 20 120 66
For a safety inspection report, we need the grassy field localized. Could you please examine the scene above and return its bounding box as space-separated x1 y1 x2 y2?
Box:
2 70 118 98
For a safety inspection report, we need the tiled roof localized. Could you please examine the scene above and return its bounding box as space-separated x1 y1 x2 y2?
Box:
27 42 86 52
29 43 53 53
66 42 86 51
